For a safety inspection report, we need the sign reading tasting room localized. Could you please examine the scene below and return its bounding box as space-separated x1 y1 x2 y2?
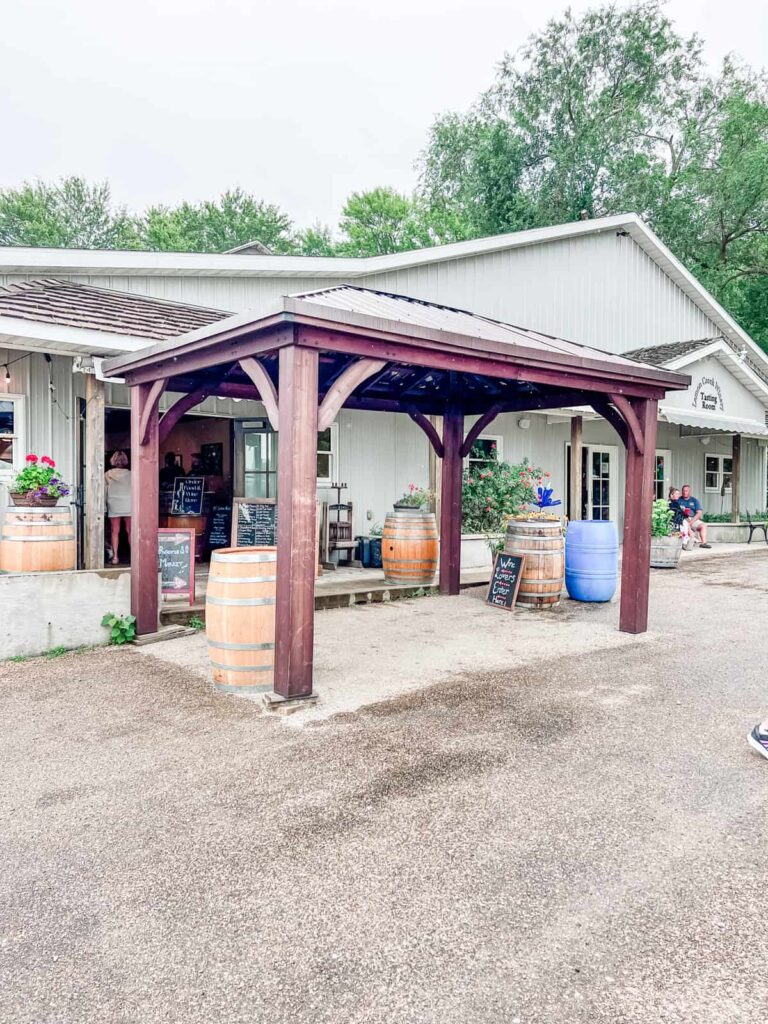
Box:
231 498 278 547
158 529 195 606
486 552 525 611
171 476 205 516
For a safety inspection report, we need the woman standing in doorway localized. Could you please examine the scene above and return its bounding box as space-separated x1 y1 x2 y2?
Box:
105 450 132 565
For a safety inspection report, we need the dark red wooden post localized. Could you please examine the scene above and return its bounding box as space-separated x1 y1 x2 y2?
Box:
619 398 658 634
439 406 464 596
130 383 160 635
274 344 319 699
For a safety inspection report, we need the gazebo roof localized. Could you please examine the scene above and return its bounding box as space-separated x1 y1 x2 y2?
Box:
102 285 690 411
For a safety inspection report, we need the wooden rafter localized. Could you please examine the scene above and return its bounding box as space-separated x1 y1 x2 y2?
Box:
159 384 214 444
406 405 444 458
240 356 280 431
460 402 506 458
317 357 386 432
591 399 629 447
138 378 167 446
608 393 645 454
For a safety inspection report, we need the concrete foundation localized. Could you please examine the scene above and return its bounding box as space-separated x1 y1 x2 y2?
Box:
0 568 131 659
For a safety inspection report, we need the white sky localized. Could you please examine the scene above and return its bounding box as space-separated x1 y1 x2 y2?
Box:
1 0 765 232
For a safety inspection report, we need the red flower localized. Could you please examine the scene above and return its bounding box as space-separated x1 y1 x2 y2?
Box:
25 454 38 463
41 456 55 467
545 472 551 478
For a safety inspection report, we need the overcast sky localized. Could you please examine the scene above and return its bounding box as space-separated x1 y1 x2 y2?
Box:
1 0 766 231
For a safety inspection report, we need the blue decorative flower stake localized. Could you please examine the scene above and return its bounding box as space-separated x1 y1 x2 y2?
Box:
534 486 561 509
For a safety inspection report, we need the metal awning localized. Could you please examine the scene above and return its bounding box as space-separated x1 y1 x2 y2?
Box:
662 407 768 437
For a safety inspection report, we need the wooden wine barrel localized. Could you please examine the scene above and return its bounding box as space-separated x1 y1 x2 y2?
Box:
0 505 76 573
382 509 438 585
205 547 276 695
504 519 564 608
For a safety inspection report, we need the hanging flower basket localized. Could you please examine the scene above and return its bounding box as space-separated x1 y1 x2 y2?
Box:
6 454 70 507
9 492 60 507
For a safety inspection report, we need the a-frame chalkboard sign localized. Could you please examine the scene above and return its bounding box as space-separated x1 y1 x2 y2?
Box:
486 552 526 611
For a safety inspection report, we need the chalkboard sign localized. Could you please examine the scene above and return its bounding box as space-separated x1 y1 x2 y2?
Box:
486 553 525 611
158 529 195 605
207 504 232 550
171 476 204 516
232 497 277 547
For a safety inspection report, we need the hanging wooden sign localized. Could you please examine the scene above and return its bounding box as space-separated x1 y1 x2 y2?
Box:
486 552 525 611
158 528 196 606
231 497 278 547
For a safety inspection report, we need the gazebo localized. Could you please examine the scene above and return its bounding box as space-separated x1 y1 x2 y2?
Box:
102 286 690 702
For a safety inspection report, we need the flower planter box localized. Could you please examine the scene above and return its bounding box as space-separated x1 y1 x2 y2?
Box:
650 534 683 568
460 533 503 570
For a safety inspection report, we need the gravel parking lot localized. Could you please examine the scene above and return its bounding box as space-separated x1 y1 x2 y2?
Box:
1 547 767 1023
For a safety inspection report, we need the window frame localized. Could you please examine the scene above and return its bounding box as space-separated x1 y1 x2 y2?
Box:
704 453 733 494
465 434 504 468
0 393 26 479
316 423 338 487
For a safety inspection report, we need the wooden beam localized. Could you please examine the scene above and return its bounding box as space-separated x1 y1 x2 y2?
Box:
84 373 105 569
274 345 319 699
619 398 658 634
439 406 464 596
296 326 668 400
317 357 386 432
460 402 505 458
159 385 213 444
608 393 645 454
569 415 583 522
130 383 160 636
240 356 280 431
591 400 629 448
406 405 444 458
731 434 741 523
138 378 167 446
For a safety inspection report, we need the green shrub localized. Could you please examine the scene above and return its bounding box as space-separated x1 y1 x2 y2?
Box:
461 449 546 534
651 499 675 538
101 612 136 645
188 615 205 632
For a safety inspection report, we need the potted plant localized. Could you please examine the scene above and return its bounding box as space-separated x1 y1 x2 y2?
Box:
8 454 70 507
649 498 683 568
393 483 434 513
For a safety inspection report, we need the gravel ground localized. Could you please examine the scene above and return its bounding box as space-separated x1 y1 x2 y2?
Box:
1 547 767 1023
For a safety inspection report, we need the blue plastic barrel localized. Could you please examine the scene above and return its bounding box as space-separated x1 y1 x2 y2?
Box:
565 520 619 602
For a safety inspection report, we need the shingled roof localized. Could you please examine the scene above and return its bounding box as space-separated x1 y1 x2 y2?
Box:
623 337 718 366
0 278 230 341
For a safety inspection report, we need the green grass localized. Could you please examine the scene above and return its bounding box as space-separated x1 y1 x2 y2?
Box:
8 655 27 663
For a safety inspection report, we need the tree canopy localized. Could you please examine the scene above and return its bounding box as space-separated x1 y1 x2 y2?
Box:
1 1 767 346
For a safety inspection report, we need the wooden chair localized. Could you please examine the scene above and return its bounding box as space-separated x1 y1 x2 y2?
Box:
745 511 768 544
321 501 358 567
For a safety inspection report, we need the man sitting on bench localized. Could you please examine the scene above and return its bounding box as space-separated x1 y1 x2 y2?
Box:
679 484 711 549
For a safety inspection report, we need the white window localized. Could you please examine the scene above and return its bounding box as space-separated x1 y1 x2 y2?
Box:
0 395 25 478
467 435 503 467
316 424 337 485
654 449 671 501
704 453 733 494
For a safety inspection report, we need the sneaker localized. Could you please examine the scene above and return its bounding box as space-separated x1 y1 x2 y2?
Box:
747 723 768 761
699 543 712 549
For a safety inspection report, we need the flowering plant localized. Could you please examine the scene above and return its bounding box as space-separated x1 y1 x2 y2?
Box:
462 448 548 533
10 454 70 501
395 483 434 509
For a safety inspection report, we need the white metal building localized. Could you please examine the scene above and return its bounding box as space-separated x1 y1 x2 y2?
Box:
1 213 767 559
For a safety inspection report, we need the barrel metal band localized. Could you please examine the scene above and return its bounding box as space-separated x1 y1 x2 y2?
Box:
211 552 276 564
213 681 274 694
206 595 276 607
208 574 277 584
210 661 274 672
1 534 75 542
208 640 275 651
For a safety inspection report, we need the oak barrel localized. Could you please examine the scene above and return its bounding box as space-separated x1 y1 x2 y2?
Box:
0 505 76 573
205 547 276 695
504 519 564 608
382 508 439 585
160 514 207 561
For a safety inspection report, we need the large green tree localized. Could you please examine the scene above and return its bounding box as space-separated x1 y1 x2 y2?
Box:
335 186 440 256
141 187 298 254
0 177 139 249
420 1 768 347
